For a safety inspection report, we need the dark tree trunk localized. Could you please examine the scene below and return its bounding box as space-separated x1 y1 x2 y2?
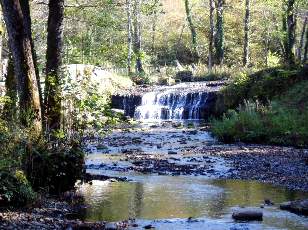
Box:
0 13 2 80
45 0 65 131
243 0 250 66
133 0 144 74
298 17 307 63
304 26 308 63
283 0 296 67
208 0 215 71
2 55 17 121
0 0 42 133
184 0 199 61
215 0 224 65
127 0 133 74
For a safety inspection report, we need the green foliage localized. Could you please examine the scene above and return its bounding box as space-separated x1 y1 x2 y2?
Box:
63 66 126 136
211 70 308 147
211 101 267 143
212 100 308 147
217 67 307 113
0 170 36 207
23 140 85 195
0 116 85 205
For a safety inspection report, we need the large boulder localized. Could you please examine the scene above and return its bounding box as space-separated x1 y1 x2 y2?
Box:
232 209 263 221
280 199 308 216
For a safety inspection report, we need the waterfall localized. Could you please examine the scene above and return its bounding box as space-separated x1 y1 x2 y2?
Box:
134 89 209 120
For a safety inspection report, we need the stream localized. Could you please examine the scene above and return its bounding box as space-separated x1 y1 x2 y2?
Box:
79 82 308 229
78 122 308 230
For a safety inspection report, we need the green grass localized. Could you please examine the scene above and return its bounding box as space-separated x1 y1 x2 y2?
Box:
211 67 308 147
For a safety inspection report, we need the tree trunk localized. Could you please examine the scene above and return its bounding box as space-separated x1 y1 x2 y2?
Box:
208 0 215 71
184 0 199 61
215 0 224 65
243 0 250 66
2 55 17 121
264 28 270 67
0 12 3 80
19 0 44 127
45 0 65 131
151 1 159 55
297 17 307 63
304 26 308 63
133 0 144 74
126 0 133 74
1 0 42 133
283 0 296 67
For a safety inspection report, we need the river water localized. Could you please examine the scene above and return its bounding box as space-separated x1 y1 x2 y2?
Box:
79 122 308 230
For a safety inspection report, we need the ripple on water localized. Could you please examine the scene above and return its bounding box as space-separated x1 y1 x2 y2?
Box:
77 176 308 230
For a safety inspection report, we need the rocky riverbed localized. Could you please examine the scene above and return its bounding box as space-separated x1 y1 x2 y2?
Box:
86 122 308 192
1 121 308 229
201 144 308 192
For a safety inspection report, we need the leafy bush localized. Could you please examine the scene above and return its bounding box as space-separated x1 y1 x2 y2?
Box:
0 122 85 203
0 170 36 207
211 100 308 147
23 140 85 195
211 101 268 143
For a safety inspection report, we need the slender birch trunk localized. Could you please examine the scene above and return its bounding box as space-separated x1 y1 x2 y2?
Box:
243 0 250 66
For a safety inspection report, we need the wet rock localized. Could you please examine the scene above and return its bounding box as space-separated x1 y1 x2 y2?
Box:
172 122 182 128
263 162 271 167
187 217 198 222
232 209 263 221
280 199 308 216
264 199 274 206
96 144 108 150
105 222 118 230
188 130 198 135
304 157 308 166
121 148 143 154
169 157 180 161
132 160 145 166
132 137 143 144
144 224 155 229
168 151 177 155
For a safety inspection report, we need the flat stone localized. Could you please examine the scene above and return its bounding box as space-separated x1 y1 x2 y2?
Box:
105 222 117 230
280 199 308 216
144 224 155 229
168 151 177 155
232 209 263 221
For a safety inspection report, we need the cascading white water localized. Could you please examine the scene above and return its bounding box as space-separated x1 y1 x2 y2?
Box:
134 89 208 120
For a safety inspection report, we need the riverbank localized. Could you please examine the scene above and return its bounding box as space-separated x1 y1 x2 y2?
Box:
0 196 131 230
200 144 308 192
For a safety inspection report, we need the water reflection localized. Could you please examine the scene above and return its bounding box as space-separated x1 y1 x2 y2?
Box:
78 176 308 229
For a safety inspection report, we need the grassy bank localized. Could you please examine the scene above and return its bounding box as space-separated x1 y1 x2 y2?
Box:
211 66 308 147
